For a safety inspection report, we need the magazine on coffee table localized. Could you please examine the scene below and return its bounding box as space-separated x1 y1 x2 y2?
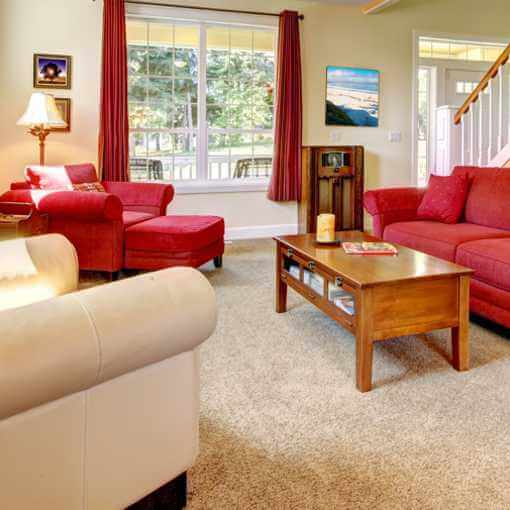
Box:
342 242 398 255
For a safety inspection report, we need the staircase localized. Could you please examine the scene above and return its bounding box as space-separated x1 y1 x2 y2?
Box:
435 43 510 174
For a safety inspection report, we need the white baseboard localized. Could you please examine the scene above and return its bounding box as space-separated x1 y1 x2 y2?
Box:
226 223 298 241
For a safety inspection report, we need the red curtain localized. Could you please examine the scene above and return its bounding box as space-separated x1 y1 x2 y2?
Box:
98 0 130 182
268 11 302 202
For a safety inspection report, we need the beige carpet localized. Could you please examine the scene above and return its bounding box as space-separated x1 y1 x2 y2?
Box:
183 239 510 509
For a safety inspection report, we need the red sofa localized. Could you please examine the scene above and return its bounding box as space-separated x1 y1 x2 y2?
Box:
1 164 173 275
364 166 510 328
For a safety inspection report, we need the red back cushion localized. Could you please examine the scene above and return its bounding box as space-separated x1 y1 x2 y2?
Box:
453 166 510 230
25 163 98 190
417 174 469 224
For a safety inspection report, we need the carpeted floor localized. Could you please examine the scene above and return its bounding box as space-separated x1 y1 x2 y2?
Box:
185 239 510 509
81 239 510 508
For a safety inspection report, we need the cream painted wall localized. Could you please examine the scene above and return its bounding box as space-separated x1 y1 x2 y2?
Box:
0 0 102 188
1 0 510 234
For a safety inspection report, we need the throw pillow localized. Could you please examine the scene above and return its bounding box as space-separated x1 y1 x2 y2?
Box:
25 164 98 189
72 182 106 193
417 174 469 224
25 165 73 190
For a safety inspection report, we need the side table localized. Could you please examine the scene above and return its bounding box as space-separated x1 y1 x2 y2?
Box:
0 202 49 240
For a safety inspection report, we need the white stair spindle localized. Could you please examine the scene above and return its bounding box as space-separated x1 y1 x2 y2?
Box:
461 116 466 165
478 94 484 166
507 64 510 146
498 66 504 152
470 107 475 165
488 79 493 162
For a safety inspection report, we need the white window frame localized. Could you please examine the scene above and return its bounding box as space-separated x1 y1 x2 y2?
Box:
126 4 278 194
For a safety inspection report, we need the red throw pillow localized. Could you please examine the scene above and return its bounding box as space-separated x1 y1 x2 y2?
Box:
417 174 469 224
72 182 106 193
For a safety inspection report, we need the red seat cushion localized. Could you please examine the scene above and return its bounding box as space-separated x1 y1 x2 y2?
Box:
383 221 510 261
125 215 225 252
122 211 155 228
417 174 469 224
456 238 510 292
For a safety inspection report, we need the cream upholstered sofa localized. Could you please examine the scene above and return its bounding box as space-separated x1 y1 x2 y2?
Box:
0 233 79 310
0 257 217 509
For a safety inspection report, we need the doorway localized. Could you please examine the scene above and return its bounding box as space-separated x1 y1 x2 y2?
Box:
413 35 508 186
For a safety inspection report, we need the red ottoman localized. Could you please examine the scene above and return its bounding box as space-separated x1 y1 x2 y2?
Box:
124 215 224 270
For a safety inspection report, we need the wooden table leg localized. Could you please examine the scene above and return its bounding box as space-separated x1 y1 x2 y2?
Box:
355 288 373 392
275 246 287 313
452 275 470 371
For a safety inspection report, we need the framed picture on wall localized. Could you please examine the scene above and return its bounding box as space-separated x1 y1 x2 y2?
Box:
33 54 72 89
50 97 71 132
326 66 380 127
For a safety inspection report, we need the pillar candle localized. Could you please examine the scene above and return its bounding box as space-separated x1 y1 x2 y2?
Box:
317 214 336 242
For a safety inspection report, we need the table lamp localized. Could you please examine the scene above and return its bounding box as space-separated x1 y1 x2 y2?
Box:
17 92 67 165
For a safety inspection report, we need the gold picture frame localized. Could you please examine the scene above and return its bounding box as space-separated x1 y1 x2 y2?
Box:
33 54 72 89
51 98 71 132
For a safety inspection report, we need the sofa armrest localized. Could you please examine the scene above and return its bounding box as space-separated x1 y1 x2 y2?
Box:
364 187 426 238
0 267 217 420
0 190 123 222
0 234 79 311
11 181 30 190
103 181 174 215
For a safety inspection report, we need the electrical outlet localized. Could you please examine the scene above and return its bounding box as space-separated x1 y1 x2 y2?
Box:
388 131 402 143
329 131 341 143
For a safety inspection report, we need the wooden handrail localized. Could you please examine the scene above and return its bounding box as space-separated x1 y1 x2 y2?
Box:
454 43 510 125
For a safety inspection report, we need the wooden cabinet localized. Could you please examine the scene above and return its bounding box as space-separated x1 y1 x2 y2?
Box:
299 146 364 234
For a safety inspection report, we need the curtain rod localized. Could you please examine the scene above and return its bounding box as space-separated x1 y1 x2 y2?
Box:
123 1 304 20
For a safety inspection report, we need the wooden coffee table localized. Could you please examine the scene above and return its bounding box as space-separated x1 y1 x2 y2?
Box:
274 231 473 392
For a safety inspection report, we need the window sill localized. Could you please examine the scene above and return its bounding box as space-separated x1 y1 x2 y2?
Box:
172 179 270 195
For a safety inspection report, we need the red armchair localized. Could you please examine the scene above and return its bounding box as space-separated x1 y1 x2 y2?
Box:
1 164 174 276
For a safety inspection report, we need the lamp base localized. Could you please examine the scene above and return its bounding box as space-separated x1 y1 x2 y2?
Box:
29 125 50 166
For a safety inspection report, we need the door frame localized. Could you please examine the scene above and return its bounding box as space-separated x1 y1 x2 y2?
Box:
411 30 509 186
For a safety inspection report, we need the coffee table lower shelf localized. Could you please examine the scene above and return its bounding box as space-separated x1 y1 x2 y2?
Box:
275 237 472 393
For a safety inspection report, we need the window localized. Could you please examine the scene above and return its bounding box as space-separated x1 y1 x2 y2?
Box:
417 67 431 187
419 37 506 62
455 80 489 95
127 18 276 189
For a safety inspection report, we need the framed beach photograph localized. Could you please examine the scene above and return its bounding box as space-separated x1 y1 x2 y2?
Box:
326 66 380 127
50 98 71 132
33 54 72 89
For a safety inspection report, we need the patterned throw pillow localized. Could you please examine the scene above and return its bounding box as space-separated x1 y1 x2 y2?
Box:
72 182 106 193
417 174 469 224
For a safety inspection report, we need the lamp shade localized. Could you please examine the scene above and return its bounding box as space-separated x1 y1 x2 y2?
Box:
17 92 67 128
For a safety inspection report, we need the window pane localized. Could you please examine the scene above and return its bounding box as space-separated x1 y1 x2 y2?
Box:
147 77 173 101
128 76 148 102
148 47 173 76
148 24 173 47
174 48 198 77
174 79 198 103
127 21 147 46
128 46 147 74
207 105 228 128
207 79 230 104
129 103 172 129
174 103 197 128
253 133 273 156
